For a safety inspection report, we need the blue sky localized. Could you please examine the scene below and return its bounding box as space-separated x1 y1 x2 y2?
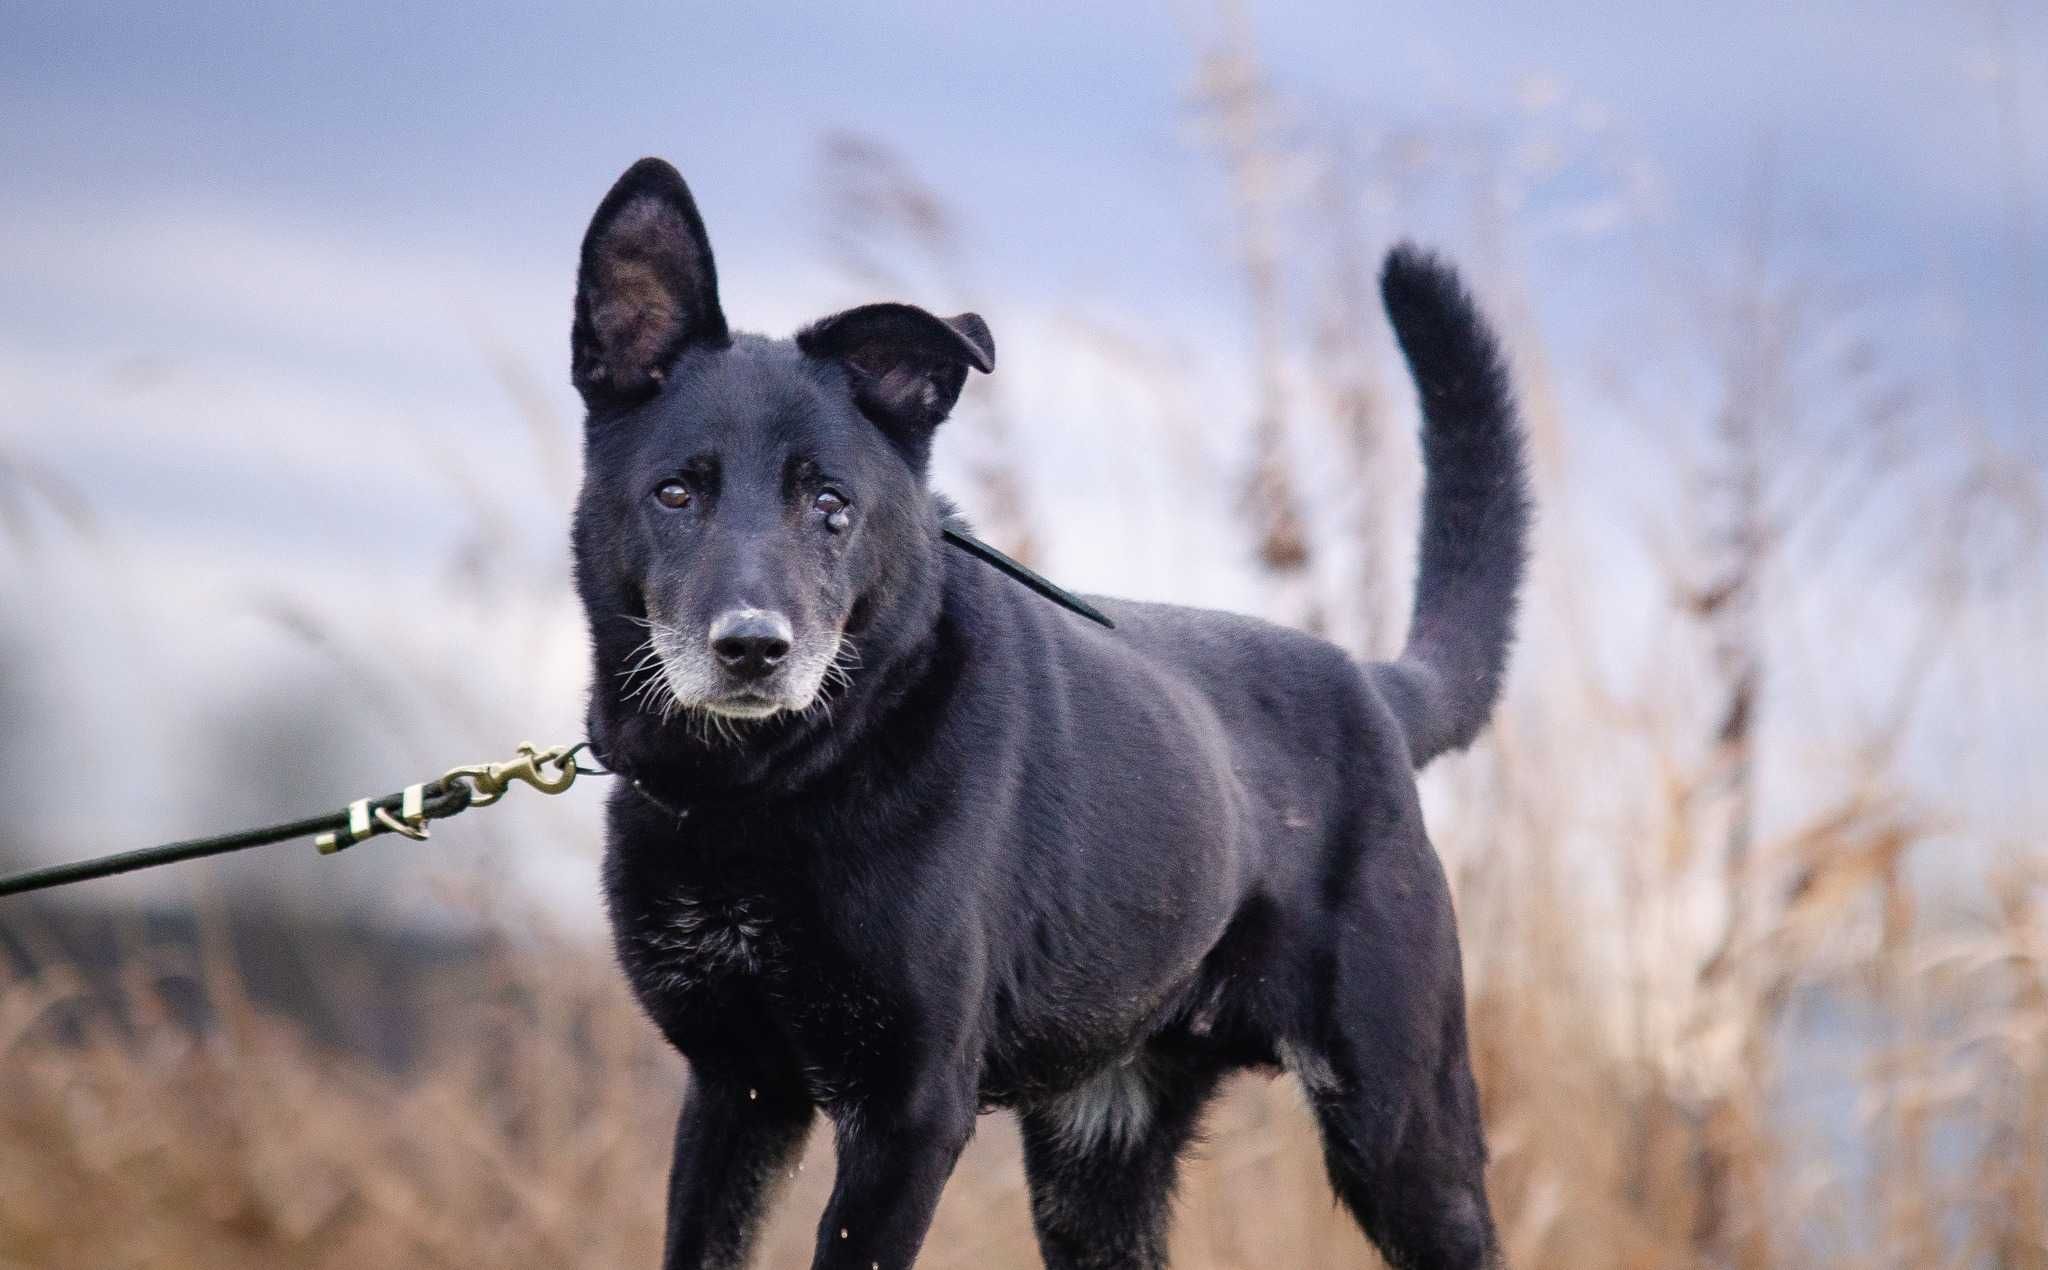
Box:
5 1 2039 363
5 2 2039 436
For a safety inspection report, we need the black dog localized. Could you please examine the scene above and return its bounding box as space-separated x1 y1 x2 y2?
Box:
573 157 1529 1270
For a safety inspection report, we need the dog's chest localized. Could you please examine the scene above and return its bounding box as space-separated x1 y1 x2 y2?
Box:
622 879 904 1103
632 888 777 993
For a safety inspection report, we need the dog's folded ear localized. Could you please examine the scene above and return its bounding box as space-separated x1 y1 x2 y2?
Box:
797 304 995 463
572 158 728 408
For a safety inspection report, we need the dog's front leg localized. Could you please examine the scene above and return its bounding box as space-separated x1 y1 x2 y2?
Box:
808 1080 977 1270
662 1071 814 1270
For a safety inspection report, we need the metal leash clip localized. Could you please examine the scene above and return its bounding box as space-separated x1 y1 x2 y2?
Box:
313 743 584 855
437 742 582 807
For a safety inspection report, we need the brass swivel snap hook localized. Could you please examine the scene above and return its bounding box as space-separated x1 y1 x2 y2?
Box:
438 742 581 807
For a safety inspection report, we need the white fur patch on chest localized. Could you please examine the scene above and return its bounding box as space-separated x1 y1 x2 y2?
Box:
639 892 769 990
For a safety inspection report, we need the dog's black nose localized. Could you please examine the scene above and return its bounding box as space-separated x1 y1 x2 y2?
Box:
709 610 793 678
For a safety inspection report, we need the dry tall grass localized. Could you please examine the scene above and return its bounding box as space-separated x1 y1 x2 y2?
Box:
3 17 2044 1270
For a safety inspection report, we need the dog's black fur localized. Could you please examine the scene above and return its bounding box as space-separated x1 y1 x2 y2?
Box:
572 158 1531 1270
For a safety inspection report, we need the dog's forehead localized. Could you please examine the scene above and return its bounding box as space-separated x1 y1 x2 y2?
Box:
643 335 852 460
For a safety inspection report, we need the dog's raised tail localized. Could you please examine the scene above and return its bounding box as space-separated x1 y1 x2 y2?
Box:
1370 245 1532 768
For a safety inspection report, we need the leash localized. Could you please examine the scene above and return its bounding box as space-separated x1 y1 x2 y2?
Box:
0 742 597 898
0 531 1106 900
942 527 1114 629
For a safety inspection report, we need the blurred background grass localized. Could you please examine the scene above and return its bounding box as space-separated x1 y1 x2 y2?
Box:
2 2 2044 1266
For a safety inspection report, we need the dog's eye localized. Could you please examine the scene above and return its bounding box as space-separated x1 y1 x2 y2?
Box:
654 480 692 510
814 489 851 532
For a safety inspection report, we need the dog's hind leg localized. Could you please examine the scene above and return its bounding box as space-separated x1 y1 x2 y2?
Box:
1018 1053 1225 1270
1306 1063 1500 1270
1295 930 1501 1268
1305 1060 1500 1270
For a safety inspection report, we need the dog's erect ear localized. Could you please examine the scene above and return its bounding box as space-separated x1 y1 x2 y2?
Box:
797 303 995 459
572 158 728 407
